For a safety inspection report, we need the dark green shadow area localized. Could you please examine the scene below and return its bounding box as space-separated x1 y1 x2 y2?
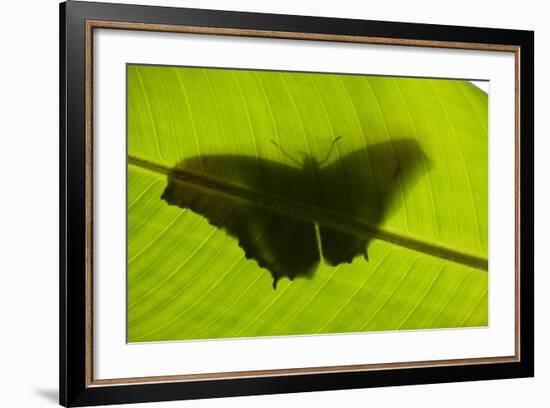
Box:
161 138 431 288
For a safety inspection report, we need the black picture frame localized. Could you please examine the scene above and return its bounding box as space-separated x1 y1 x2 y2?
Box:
60 1 534 406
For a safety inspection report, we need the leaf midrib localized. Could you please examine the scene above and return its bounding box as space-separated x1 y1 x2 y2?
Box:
128 155 488 272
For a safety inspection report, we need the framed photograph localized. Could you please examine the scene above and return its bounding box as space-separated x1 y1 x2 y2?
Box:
60 1 534 406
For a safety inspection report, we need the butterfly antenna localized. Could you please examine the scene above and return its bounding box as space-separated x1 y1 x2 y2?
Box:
270 139 301 166
319 136 342 165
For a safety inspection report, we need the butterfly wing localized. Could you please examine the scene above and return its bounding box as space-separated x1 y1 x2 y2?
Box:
161 155 321 288
181 154 319 203
318 138 430 265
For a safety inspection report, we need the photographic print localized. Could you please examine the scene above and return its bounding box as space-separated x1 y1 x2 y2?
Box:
126 64 488 343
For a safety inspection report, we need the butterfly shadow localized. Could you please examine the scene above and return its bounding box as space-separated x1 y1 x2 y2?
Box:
161 138 432 288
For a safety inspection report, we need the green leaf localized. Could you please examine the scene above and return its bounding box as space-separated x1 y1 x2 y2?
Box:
127 65 488 342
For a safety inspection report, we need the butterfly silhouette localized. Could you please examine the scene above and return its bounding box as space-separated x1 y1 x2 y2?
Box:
161 137 431 288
